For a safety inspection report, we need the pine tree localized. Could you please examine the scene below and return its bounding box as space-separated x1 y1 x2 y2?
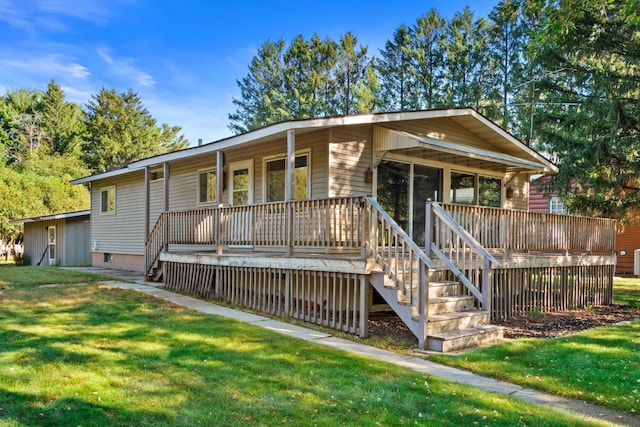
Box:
532 0 640 222
333 31 372 115
228 39 289 133
84 88 187 172
377 25 414 111
409 9 446 109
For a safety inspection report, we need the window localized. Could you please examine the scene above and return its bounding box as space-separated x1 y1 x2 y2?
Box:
478 176 502 207
103 253 113 263
100 187 116 214
150 169 164 181
265 153 309 202
549 196 569 214
450 172 476 205
229 160 253 206
198 169 217 204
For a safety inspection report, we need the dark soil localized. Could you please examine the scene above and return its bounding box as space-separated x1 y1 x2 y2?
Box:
367 304 640 344
496 304 640 339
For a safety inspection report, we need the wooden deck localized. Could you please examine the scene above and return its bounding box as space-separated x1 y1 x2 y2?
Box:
146 196 617 350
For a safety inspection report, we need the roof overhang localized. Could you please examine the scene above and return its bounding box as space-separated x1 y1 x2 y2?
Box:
71 108 557 184
10 209 91 224
373 127 557 173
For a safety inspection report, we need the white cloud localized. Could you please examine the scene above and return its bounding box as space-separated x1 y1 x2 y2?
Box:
0 54 90 80
97 48 156 88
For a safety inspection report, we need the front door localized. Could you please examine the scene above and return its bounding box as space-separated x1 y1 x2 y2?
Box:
48 226 56 266
228 160 253 206
376 161 442 246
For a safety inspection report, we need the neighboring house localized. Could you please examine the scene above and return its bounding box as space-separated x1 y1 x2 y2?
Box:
11 210 91 266
69 108 617 351
529 175 639 275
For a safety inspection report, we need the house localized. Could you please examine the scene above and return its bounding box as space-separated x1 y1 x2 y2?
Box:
529 175 639 275
70 108 617 351
11 210 91 266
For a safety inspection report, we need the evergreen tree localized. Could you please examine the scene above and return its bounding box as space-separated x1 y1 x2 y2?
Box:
410 9 446 109
333 31 373 115
83 88 188 172
228 39 289 133
442 7 491 111
486 0 527 128
41 80 86 156
377 25 414 111
533 0 640 222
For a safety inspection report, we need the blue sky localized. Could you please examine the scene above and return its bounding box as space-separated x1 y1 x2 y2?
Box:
0 1 496 144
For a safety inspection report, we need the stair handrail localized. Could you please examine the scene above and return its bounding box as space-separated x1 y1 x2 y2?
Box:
364 197 436 270
145 212 167 276
427 201 500 311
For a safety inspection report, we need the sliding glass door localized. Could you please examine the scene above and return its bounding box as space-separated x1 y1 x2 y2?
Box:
377 160 442 246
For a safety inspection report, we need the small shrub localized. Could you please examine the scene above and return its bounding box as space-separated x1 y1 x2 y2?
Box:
524 308 547 320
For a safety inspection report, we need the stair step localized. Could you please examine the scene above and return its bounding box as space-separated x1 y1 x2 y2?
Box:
428 295 475 314
427 325 504 353
426 310 490 334
428 280 459 298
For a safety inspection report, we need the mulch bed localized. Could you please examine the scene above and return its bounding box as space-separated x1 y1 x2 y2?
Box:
367 304 640 344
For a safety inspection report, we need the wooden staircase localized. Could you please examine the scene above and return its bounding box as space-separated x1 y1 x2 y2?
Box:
369 271 503 353
365 197 503 353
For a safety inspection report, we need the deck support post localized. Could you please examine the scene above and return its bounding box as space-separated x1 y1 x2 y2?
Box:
358 275 369 338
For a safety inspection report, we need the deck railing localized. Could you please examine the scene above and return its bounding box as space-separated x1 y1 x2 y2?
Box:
426 201 500 311
145 196 366 276
364 197 435 348
438 203 617 254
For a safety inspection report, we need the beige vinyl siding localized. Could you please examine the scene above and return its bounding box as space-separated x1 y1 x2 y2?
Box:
503 172 529 211
149 177 165 227
329 125 373 197
166 130 330 212
91 171 146 255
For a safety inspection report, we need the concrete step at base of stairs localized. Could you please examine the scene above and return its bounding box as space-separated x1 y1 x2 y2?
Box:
427 325 504 353
426 310 490 335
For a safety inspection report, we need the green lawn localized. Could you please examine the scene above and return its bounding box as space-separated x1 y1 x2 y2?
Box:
0 267 606 426
431 277 640 415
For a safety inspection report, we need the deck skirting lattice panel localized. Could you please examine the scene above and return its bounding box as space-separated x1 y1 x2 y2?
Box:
164 261 366 335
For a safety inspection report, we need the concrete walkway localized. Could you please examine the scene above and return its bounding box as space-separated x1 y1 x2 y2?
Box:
68 267 638 427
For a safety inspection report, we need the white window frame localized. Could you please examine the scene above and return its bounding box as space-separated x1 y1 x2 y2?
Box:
100 186 116 214
228 160 254 206
197 167 217 206
549 196 569 215
263 149 311 202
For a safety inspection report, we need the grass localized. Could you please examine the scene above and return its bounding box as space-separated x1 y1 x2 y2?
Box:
614 276 640 308
0 265 107 288
430 277 640 415
0 267 606 426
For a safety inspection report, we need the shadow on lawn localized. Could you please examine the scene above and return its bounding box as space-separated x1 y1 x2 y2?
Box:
0 387 175 426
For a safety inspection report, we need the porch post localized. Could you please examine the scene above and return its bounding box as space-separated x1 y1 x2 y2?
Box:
163 162 170 212
144 166 150 249
144 166 151 272
216 151 224 255
286 130 295 256
216 151 224 205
